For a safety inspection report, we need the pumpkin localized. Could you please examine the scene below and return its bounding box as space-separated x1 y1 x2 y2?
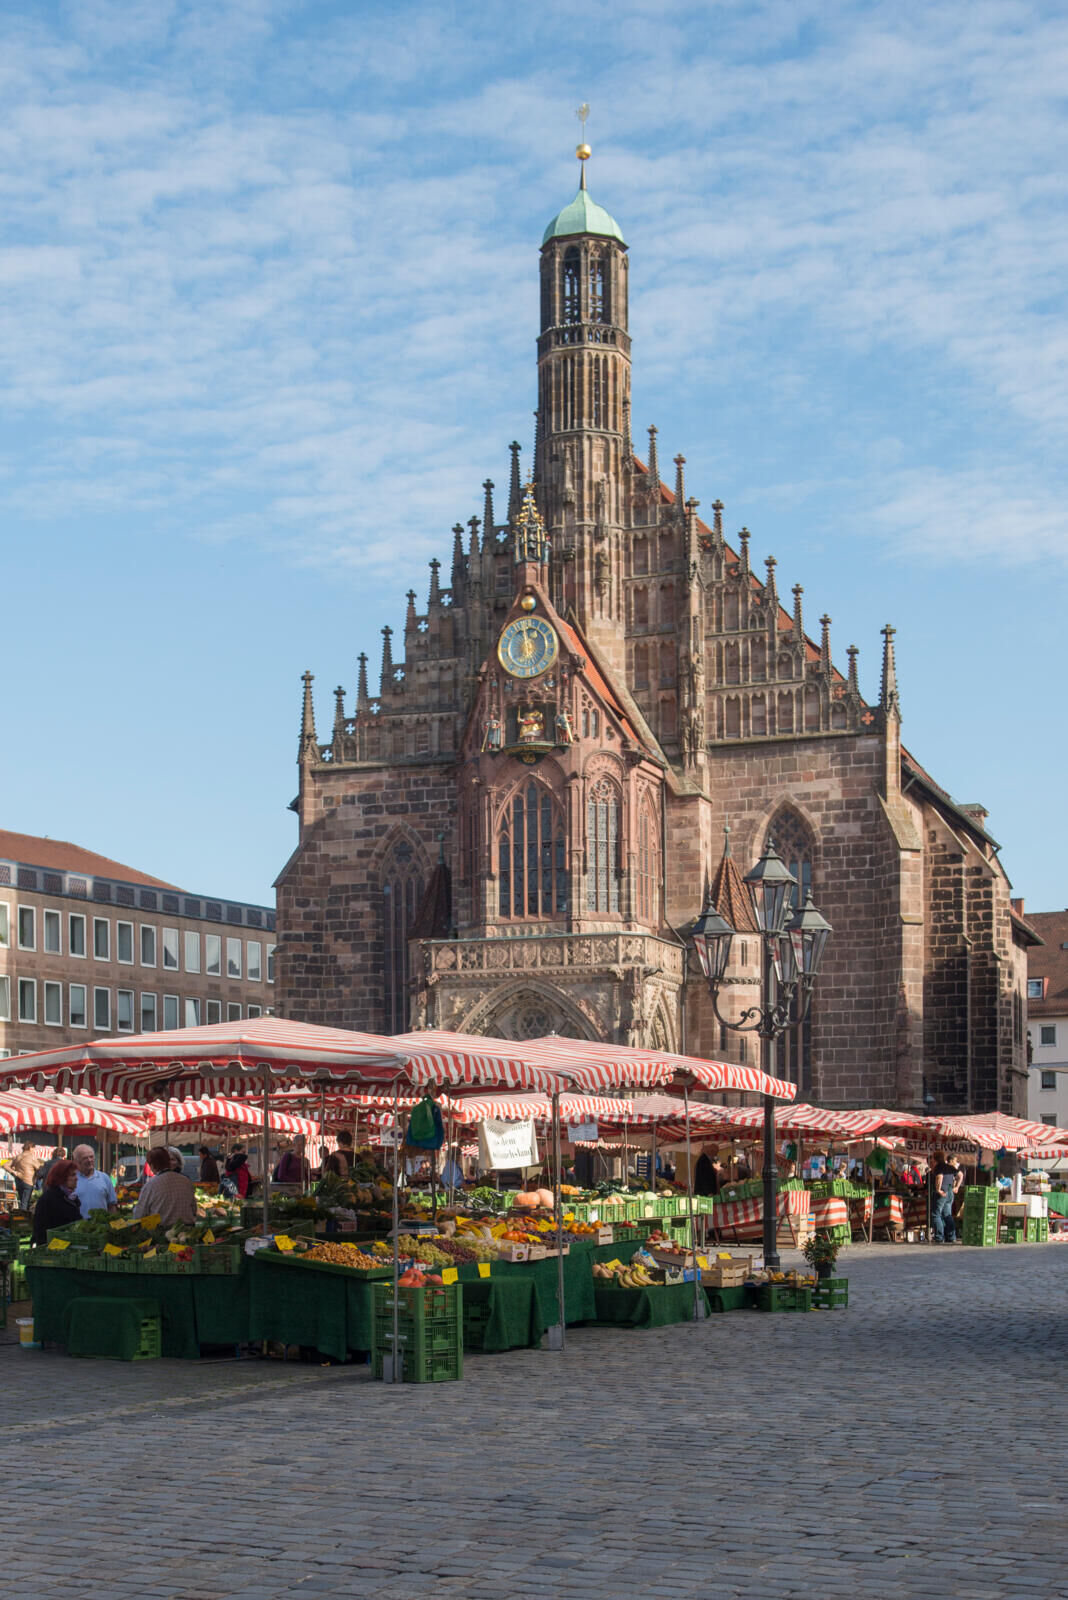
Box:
535 1188 555 1209
511 1191 541 1211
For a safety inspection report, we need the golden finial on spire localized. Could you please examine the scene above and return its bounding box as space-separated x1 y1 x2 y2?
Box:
575 103 591 186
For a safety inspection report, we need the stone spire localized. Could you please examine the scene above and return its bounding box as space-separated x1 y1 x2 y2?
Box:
405 588 418 635
819 614 832 677
646 425 659 494
299 670 317 760
673 454 686 517
332 685 346 739
355 652 369 713
792 583 804 642
428 558 442 609
379 626 393 695
451 524 466 597
847 644 860 698
738 527 750 582
508 441 522 523
711 499 724 550
880 623 901 718
764 554 778 612
482 480 495 542
467 516 480 564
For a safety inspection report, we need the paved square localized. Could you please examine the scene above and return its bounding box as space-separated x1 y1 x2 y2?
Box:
1 1242 1065 1599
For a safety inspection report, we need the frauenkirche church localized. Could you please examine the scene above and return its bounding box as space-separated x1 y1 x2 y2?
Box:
276 148 1035 1113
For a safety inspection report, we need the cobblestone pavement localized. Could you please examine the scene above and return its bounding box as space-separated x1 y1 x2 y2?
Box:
2 1242 1066 1600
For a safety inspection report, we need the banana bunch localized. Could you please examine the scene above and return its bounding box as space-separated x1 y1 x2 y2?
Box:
615 1265 655 1288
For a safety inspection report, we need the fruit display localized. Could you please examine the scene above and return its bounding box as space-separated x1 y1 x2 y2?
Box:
395 1234 455 1268
300 1242 382 1268
592 1261 658 1288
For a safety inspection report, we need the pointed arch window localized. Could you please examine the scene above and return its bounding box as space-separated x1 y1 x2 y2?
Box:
586 778 621 913
562 248 581 325
381 842 424 1034
498 783 567 920
589 252 605 322
637 796 661 925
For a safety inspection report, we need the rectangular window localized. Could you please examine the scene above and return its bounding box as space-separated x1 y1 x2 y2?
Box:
162 928 179 970
1027 977 1044 999
17 906 35 950
1041 1069 1057 1090
18 979 36 1022
183 997 201 1027
93 987 111 1030
44 909 61 953
184 931 200 973
69 914 86 957
117 989 134 1031
227 1002 242 1022
247 1004 262 1018
117 921 134 963
0 975 9 1021
267 944 275 983
140 992 158 1032
1042 1113 1058 1126
226 938 242 979
247 941 262 982
163 994 179 1030
44 981 62 1026
206 934 221 976
93 918 110 960
0 902 9 947
1041 1025 1057 1047
206 999 222 1025
140 925 156 967
69 984 87 1028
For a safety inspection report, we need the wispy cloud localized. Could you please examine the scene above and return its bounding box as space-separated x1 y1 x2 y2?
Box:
0 0 1065 591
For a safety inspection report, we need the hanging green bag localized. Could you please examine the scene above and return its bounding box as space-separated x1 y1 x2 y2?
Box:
406 1094 445 1150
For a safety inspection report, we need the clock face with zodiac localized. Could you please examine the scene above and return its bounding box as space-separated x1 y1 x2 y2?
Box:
497 615 559 679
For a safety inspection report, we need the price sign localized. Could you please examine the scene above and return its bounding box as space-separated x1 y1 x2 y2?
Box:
441 1267 458 1285
144 1248 157 1259
140 1214 161 1230
202 1229 216 1245
477 1262 491 1279
274 1234 295 1253
103 1243 122 1257
696 1254 710 1269
168 1241 187 1256
47 1237 70 1251
109 1218 128 1230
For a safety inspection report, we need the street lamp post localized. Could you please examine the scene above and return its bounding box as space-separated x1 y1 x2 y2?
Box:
690 840 832 1268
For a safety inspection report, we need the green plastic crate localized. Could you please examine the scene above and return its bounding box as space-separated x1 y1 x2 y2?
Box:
756 1283 812 1313
811 1277 849 1309
374 1281 461 1322
371 1341 462 1383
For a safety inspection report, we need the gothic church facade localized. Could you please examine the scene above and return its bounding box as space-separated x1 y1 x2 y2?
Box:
275 161 1035 1113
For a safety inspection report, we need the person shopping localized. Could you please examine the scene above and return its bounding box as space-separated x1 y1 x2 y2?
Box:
931 1152 963 1243
32 1160 81 1245
8 1142 42 1210
133 1146 196 1225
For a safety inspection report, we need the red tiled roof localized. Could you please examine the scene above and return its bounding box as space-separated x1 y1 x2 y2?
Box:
1025 911 1068 1017
0 830 177 890
710 844 759 934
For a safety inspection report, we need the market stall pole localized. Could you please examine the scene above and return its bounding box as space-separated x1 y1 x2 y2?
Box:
690 831 832 1268
550 1089 566 1350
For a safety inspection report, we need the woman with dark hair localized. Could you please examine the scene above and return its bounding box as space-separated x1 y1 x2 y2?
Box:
31 1160 81 1245
226 1151 252 1198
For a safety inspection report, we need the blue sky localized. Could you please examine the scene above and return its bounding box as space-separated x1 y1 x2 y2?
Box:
3 0 1066 912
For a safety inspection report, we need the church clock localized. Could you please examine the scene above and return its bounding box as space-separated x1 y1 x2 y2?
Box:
497 616 559 679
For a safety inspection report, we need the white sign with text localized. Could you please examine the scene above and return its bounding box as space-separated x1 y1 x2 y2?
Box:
478 1118 539 1171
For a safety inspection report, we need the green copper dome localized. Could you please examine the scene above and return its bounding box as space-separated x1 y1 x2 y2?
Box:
542 186 626 246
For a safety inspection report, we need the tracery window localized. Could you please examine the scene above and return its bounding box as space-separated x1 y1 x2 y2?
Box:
637 797 661 925
562 248 581 325
586 779 621 913
589 253 605 321
381 842 424 1034
498 783 567 920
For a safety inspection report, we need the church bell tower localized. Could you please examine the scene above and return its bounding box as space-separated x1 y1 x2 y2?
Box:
535 143 631 651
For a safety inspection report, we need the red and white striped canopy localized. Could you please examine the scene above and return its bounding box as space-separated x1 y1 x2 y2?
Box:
954 1112 1068 1144
527 1038 799 1100
909 1116 1033 1150
714 1103 923 1137
444 1092 634 1126
388 1031 576 1094
0 1018 410 1102
0 1088 146 1137
143 1098 320 1138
